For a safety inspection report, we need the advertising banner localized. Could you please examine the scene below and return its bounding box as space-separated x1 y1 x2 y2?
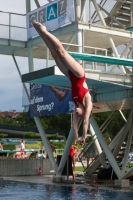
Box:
27 83 75 117
26 0 75 39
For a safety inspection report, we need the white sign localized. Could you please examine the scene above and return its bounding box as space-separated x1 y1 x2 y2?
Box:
26 0 75 39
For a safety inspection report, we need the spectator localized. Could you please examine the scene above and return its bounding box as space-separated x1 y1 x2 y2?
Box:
69 145 79 174
20 140 25 158
0 142 4 150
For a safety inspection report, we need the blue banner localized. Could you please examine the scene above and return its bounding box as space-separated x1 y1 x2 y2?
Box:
27 83 75 117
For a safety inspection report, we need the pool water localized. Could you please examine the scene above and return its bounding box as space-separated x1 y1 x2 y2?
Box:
0 180 133 200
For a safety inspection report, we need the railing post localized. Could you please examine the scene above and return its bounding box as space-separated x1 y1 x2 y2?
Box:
9 12 11 45
89 0 92 23
105 49 107 71
82 29 84 69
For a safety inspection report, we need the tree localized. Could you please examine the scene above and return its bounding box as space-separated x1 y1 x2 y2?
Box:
24 131 36 139
0 133 8 138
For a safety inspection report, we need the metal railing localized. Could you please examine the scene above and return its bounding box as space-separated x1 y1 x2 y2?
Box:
0 11 27 42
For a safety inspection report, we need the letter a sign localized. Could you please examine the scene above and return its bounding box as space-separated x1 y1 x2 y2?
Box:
26 0 75 39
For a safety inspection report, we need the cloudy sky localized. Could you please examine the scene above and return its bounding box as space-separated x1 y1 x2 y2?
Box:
0 0 51 112
0 0 115 112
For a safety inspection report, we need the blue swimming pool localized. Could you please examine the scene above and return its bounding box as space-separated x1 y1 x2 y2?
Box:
0 180 133 200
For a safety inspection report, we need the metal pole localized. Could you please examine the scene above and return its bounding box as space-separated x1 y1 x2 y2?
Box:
100 111 116 131
90 123 107 168
12 55 30 100
25 0 31 13
113 110 133 158
91 0 106 26
108 36 126 73
34 117 58 173
92 0 126 74
119 110 127 122
131 0 133 73
65 31 76 51
9 13 11 45
122 119 133 175
46 47 49 68
82 29 85 69
57 127 74 175
34 0 40 8
75 0 81 20
86 127 124 176
80 0 87 21
101 112 117 133
89 0 92 23
123 165 133 179
105 49 107 71
110 42 132 72
90 116 122 179
57 117 81 175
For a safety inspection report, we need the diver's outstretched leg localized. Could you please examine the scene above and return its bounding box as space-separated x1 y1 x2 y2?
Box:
34 22 84 78
34 22 68 77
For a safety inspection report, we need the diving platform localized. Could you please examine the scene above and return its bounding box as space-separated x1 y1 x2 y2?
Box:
22 65 133 113
0 21 132 58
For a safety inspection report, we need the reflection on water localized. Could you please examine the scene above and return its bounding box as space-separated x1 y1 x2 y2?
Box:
0 180 133 200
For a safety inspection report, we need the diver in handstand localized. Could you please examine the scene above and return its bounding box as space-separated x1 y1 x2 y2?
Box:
33 21 93 145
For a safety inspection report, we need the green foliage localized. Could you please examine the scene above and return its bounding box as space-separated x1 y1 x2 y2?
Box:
0 133 8 138
0 116 18 126
93 110 130 139
76 166 84 172
103 132 112 144
40 114 71 135
24 131 36 138
47 133 58 139
0 109 131 149
40 118 48 129
3 144 16 150
74 142 83 149
50 141 66 149
25 141 43 149
15 112 36 127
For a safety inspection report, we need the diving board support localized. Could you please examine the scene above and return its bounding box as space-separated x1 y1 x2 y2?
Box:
85 128 124 176
108 36 126 73
122 118 133 175
90 116 122 180
89 123 107 168
57 127 74 175
21 6 59 173
34 117 58 173
57 117 83 176
110 42 132 73
113 110 133 159
123 165 133 179
91 0 126 73
12 55 30 99
87 110 133 179
100 111 117 133
92 0 106 26
80 0 87 21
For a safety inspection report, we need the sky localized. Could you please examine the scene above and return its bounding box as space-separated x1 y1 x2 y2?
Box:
0 0 115 112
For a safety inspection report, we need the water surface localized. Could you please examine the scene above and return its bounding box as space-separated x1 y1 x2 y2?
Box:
0 180 133 200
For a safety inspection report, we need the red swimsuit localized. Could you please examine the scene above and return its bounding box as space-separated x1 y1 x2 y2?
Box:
69 145 75 157
68 70 89 106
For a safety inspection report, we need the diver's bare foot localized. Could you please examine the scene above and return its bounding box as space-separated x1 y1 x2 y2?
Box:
33 21 47 34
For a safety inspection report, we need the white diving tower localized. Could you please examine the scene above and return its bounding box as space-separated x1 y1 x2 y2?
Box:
1 0 133 182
